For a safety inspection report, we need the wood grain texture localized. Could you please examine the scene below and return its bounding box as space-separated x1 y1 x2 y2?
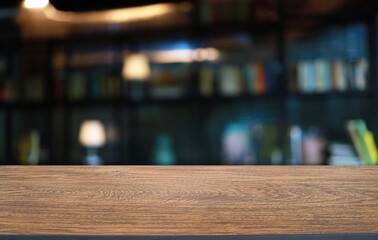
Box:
0 166 377 236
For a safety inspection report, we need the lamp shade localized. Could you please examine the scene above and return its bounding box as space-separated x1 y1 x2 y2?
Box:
79 120 106 147
122 53 151 81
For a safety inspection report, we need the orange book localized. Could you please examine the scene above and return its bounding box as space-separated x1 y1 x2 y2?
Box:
254 63 267 95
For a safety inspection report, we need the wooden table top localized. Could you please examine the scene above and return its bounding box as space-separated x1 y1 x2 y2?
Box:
0 166 377 236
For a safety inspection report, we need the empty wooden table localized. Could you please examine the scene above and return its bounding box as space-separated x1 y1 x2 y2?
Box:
0 166 377 238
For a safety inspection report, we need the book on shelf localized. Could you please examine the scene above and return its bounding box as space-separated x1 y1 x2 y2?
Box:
53 70 65 100
18 130 40 165
254 63 267 94
346 119 378 165
292 57 368 93
0 78 18 102
355 58 368 91
331 60 348 91
67 71 87 101
327 142 360 165
222 121 280 165
199 65 214 97
64 69 121 102
289 125 302 165
90 71 120 101
149 63 186 99
106 74 120 99
288 125 326 165
211 62 276 97
219 64 242 96
24 74 45 102
90 71 102 100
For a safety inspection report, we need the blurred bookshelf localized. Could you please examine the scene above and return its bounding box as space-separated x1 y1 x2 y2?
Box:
0 0 377 165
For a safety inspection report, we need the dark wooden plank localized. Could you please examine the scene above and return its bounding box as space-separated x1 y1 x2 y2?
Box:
0 166 377 236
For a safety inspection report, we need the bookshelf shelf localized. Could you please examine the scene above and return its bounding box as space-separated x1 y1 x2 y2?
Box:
287 91 375 101
0 0 377 165
0 94 282 109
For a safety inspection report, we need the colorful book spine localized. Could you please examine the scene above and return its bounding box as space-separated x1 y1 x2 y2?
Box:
254 63 266 95
107 75 119 99
323 60 332 92
90 71 101 101
306 61 316 93
364 131 378 165
219 64 242 96
295 58 368 93
199 65 214 97
68 72 86 101
347 61 357 90
0 80 5 102
355 57 368 91
297 61 305 93
265 63 273 93
331 61 347 91
314 59 323 92
347 119 376 165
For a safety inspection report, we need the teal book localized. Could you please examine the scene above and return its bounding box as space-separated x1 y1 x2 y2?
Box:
306 61 316 93
90 71 101 101
323 61 332 92
347 61 357 90
242 63 255 94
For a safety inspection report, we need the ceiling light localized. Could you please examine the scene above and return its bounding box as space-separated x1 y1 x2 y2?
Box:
24 0 48 9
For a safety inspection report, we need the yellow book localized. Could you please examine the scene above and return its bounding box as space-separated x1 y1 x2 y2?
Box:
364 131 378 165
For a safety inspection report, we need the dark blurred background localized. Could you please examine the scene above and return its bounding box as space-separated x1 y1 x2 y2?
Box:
0 0 377 165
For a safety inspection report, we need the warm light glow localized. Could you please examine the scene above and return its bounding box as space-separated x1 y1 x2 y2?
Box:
79 120 106 147
43 3 176 24
24 0 48 9
149 48 220 63
150 49 193 63
122 54 151 81
206 48 220 61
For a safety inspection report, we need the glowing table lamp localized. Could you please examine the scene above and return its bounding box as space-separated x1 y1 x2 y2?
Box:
122 53 151 99
79 120 106 165
122 53 151 81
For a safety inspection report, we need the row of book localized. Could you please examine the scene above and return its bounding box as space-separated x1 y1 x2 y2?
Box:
0 75 45 102
54 70 120 101
290 57 369 93
0 79 18 102
288 126 326 165
200 62 277 97
0 58 369 103
222 121 280 165
199 0 278 26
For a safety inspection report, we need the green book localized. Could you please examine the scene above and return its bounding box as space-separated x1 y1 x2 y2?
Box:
199 65 214 97
347 119 372 165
